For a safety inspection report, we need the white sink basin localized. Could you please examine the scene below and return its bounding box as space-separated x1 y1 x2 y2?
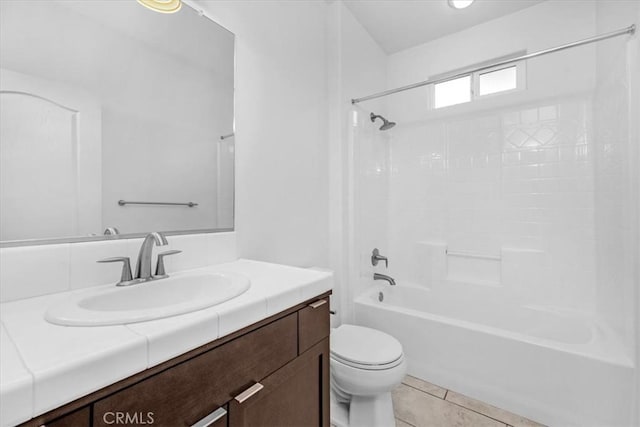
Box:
45 271 251 326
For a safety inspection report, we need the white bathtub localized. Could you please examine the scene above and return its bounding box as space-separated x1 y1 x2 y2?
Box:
354 284 635 426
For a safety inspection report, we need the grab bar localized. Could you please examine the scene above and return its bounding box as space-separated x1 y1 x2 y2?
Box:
446 249 501 261
118 200 198 208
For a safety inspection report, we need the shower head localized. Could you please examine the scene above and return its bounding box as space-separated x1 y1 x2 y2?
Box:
370 112 396 131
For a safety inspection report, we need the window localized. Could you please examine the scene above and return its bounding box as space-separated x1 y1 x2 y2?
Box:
431 60 525 109
478 66 517 96
434 76 471 109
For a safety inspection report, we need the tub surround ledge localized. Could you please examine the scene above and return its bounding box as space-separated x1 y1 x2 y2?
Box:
0 259 333 427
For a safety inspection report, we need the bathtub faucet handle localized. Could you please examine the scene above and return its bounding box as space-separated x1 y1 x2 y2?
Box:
371 248 388 268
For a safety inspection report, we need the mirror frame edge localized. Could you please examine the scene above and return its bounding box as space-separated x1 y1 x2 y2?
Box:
0 228 235 248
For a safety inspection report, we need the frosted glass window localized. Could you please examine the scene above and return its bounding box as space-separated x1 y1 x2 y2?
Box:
479 66 517 96
434 76 471 109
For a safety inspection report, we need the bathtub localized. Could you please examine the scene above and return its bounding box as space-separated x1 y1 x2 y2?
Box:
354 284 635 427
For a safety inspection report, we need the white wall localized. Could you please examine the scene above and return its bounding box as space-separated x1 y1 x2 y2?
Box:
327 2 388 324
195 1 391 324
195 1 330 268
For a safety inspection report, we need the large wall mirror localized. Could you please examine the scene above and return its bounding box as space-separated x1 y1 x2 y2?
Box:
0 0 234 246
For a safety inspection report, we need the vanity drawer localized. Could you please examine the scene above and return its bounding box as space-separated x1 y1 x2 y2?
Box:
229 339 329 427
298 298 330 354
93 313 298 427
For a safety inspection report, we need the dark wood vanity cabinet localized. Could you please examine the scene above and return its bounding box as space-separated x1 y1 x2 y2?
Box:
42 407 91 427
21 293 330 427
228 339 329 427
94 313 300 427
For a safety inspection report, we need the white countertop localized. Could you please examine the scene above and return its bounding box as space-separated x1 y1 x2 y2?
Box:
0 259 333 427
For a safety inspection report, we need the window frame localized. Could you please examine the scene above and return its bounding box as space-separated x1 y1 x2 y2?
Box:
429 59 527 110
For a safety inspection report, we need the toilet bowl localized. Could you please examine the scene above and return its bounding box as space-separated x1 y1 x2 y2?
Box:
330 324 407 427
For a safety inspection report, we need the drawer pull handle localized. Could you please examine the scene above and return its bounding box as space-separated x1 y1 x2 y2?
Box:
309 299 327 309
234 382 264 403
191 407 227 427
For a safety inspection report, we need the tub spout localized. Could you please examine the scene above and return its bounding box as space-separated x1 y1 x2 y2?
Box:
374 273 396 286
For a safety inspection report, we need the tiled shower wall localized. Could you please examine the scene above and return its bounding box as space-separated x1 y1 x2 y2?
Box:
351 0 638 344
387 97 597 311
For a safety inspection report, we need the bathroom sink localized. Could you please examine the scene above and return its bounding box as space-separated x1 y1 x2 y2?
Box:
45 271 251 326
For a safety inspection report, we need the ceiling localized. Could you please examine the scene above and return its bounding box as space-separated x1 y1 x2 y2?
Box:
343 0 546 54
54 0 234 77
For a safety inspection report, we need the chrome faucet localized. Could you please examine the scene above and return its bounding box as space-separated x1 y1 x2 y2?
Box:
134 232 168 281
103 227 120 235
373 273 396 286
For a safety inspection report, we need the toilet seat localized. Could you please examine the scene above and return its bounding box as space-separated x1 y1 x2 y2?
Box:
331 353 404 370
330 325 404 371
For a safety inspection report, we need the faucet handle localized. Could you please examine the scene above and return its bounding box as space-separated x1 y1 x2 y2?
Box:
155 250 182 277
371 248 388 268
97 257 133 285
103 227 120 236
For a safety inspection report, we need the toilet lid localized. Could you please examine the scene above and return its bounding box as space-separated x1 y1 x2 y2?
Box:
330 325 403 367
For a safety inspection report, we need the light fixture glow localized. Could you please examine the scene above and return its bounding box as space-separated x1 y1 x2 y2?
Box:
448 0 475 9
137 0 182 14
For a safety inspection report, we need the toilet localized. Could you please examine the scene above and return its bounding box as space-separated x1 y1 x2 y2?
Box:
330 324 407 427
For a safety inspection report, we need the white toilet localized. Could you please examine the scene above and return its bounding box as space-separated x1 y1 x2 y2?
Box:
330 324 407 427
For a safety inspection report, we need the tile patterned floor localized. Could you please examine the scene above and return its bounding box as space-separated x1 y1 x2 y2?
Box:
393 376 546 427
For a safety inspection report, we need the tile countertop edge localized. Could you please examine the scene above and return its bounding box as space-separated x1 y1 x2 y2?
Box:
32 334 148 415
0 323 34 427
0 259 334 425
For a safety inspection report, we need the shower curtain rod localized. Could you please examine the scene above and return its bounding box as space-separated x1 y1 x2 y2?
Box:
351 24 636 104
